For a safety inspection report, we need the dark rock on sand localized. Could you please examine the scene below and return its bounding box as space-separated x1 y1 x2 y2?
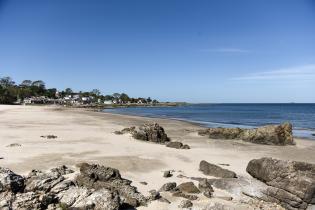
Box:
166 141 190 149
198 122 294 145
0 167 25 193
140 181 148 185
159 182 177 192
147 189 161 201
199 160 237 178
132 123 170 143
178 199 193 208
6 143 21 147
246 157 315 210
115 126 136 135
40 135 58 139
163 170 172 178
176 182 200 194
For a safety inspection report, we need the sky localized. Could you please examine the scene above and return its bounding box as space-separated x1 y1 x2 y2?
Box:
0 0 315 103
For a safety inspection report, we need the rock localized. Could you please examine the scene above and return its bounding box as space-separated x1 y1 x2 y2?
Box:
114 127 136 135
50 165 74 176
172 191 198 200
159 182 177 192
140 181 148 185
132 123 170 143
75 163 147 207
163 170 172 178
178 199 193 208
24 169 65 193
0 167 25 193
6 143 21 147
199 160 237 178
58 186 120 210
40 135 58 139
246 157 315 209
166 141 190 149
158 197 171 204
198 122 294 145
147 189 161 201
176 182 200 194
198 179 213 198
312 133 315 136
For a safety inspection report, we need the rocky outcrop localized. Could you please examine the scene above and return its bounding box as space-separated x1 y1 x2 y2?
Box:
199 160 237 178
132 123 170 143
198 122 294 145
246 157 315 210
75 163 147 207
0 167 25 193
166 141 190 149
159 182 177 192
0 164 148 210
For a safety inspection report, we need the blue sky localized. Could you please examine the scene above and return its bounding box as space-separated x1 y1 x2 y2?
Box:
0 0 314 103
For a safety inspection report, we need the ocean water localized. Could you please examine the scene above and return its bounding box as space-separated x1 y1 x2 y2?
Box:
103 103 315 140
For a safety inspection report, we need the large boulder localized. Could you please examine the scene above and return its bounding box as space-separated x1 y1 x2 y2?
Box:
246 157 315 209
132 123 170 143
176 182 200 194
75 163 147 207
199 160 237 178
198 122 294 145
0 167 25 193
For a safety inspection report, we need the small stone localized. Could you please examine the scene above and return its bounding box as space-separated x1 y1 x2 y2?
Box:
140 181 148 185
163 170 172 178
158 197 171 204
6 143 21 147
147 190 160 201
178 199 193 208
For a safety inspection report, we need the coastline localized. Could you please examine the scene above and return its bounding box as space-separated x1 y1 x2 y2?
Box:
1 104 315 209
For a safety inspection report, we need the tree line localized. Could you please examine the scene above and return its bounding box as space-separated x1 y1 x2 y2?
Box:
0 76 158 104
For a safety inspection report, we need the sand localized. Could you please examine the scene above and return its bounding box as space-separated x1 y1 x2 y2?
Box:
1 105 315 209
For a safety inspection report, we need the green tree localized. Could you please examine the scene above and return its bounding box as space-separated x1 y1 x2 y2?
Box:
120 93 130 103
20 80 32 87
91 89 101 96
0 77 15 88
65 88 73 95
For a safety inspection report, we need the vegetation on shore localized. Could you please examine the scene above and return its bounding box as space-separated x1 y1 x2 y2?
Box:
0 76 160 105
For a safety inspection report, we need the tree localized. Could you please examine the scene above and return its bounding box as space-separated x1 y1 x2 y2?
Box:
120 93 130 103
65 88 73 95
45 88 57 98
0 77 15 88
32 80 45 88
104 95 114 101
147 97 152 103
91 89 101 96
20 80 32 87
112 93 121 99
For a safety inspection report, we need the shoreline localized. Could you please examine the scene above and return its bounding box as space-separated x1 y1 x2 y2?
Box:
1 105 315 209
102 107 315 141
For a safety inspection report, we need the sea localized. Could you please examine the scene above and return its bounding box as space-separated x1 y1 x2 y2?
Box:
103 103 315 140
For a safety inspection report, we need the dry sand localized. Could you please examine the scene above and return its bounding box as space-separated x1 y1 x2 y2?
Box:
1 105 315 209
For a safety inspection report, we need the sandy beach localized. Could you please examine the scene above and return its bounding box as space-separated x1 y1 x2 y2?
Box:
1 105 315 209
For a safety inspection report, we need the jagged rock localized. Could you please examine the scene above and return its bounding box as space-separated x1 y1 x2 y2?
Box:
166 141 190 149
50 165 74 176
75 163 147 207
246 157 315 209
114 127 136 135
140 181 148 185
199 160 237 178
198 123 294 145
176 182 200 194
58 186 120 210
178 199 193 208
172 191 198 200
159 182 177 192
163 170 172 178
0 167 25 193
132 123 170 143
24 169 65 193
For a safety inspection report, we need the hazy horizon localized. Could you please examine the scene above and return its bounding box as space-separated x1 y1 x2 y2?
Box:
1 0 315 103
